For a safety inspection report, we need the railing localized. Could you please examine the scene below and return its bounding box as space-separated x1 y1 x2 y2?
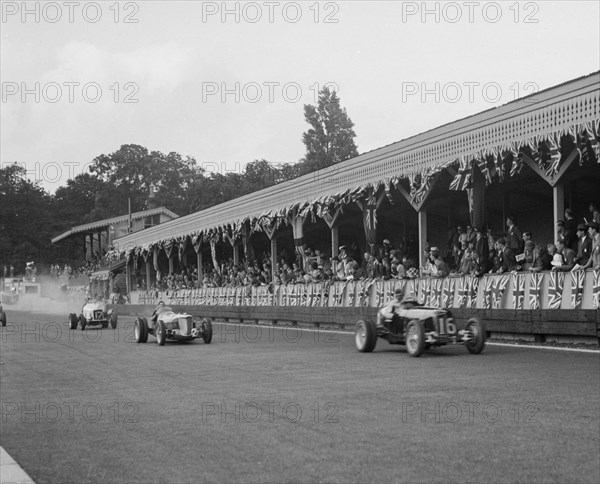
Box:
130 270 600 311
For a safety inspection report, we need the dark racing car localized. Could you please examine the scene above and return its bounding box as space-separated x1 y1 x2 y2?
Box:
355 298 486 357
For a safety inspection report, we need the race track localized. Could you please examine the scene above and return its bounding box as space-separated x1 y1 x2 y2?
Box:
1 309 599 484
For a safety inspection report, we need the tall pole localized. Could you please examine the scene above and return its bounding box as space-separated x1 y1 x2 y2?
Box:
128 198 132 234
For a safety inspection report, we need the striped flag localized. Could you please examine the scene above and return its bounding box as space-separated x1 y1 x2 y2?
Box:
529 273 543 309
345 281 356 307
570 270 586 309
419 278 430 306
548 271 565 309
299 285 308 307
374 281 385 307
467 276 479 308
289 284 297 306
512 273 525 309
442 278 455 307
593 270 600 309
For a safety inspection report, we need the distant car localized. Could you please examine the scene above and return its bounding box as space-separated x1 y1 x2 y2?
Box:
68 299 117 330
355 300 485 357
134 306 212 346
0 305 6 327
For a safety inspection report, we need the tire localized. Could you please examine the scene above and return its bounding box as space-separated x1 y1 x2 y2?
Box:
68 313 77 330
406 320 426 357
134 318 147 344
355 319 377 352
110 313 118 329
101 321 109 329
79 314 87 331
465 318 486 354
141 317 149 343
1 311 6 327
201 318 213 344
156 320 166 346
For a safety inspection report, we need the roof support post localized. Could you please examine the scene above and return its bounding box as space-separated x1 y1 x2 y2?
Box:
418 209 428 272
270 236 277 280
125 256 131 295
553 182 565 242
145 259 151 292
468 168 486 230
331 225 339 260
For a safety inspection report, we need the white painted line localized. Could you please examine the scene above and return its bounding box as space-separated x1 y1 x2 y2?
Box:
213 321 600 353
0 446 35 484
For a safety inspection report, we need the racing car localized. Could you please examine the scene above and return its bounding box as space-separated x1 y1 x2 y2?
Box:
355 300 485 357
68 299 117 330
133 304 212 346
0 305 6 327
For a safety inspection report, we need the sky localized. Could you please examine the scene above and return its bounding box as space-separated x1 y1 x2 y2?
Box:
1 0 599 193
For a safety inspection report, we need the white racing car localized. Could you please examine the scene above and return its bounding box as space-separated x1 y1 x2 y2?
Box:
133 304 212 346
68 299 117 330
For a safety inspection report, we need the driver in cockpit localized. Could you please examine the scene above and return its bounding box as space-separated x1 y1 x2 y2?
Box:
151 301 170 323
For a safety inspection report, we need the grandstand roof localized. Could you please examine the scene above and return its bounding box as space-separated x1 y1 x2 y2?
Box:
113 71 600 254
51 207 179 244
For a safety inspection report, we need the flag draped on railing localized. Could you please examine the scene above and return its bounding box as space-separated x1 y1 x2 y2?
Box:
548 271 565 309
512 273 525 309
529 272 543 309
592 270 600 309
570 270 586 309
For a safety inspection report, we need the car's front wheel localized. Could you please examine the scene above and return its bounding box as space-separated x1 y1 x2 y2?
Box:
68 313 78 330
201 318 213 344
79 314 87 331
1 311 6 327
156 320 166 346
110 313 118 329
134 318 147 343
465 318 486 354
355 320 377 352
140 317 149 343
406 320 426 357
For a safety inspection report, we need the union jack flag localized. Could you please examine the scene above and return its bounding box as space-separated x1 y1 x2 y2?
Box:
346 281 357 307
548 271 565 309
457 277 468 308
386 280 397 303
289 284 297 307
468 276 479 308
449 157 472 191
512 274 525 309
492 275 510 309
442 278 455 307
419 278 431 306
477 155 497 185
545 134 562 177
593 270 600 309
299 285 308 307
321 282 330 307
582 120 600 161
375 281 385 307
570 270 586 309
529 273 543 309
431 278 443 307
483 276 494 309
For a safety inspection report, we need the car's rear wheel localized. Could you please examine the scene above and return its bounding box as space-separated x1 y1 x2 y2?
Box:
201 318 213 344
110 313 118 329
465 318 486 354
140 317 149 343
355 320 377 352
1 311 6 327
68 313 77 330
406 320 426 357
101 321 108 328
156 320 166 346
79 314 87 331
134 318 147 343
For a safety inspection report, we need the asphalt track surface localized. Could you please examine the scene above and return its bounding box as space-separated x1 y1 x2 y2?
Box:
1 309 599 484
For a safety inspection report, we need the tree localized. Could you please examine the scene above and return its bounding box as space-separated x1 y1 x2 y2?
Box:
301 86 358 174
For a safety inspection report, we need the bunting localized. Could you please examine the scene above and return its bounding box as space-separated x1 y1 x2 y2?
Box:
593 270 600 309
442 278 455 308
570 270 586 309
512 273 525 309
345 281 357 307
457 277 468 308
483 276 493 309
449 157 472 191
548 271 565 309
529 272 543 310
